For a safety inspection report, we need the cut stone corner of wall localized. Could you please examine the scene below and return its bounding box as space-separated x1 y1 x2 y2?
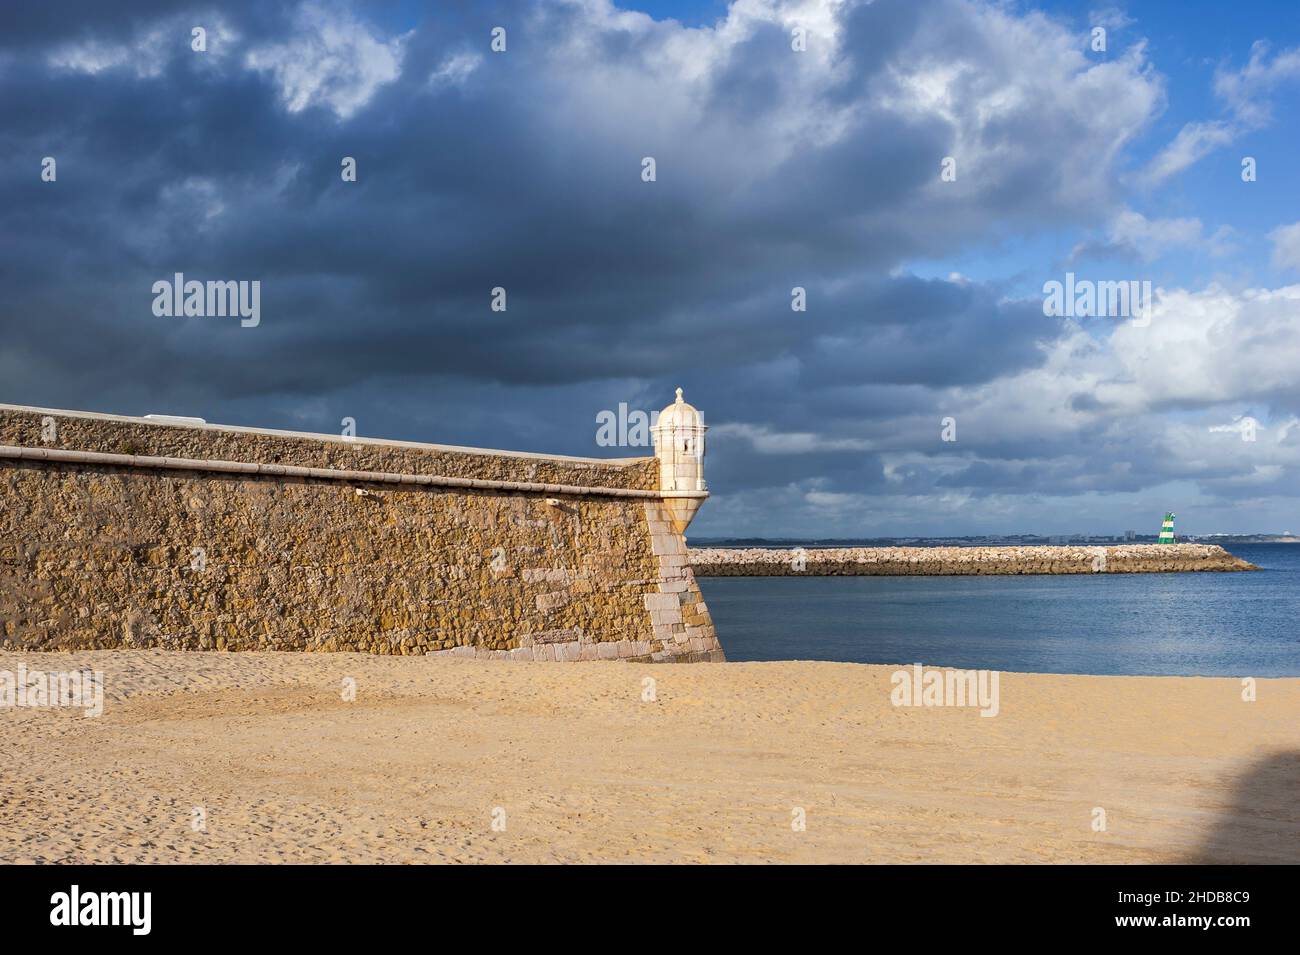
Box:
636 500 725 662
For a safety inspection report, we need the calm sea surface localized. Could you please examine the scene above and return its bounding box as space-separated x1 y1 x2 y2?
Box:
697 544 1300 676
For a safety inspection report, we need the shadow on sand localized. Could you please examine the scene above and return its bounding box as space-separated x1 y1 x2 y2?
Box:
1185 751 1300 864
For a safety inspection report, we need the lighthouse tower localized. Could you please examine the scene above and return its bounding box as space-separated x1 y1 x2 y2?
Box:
651 388 709 533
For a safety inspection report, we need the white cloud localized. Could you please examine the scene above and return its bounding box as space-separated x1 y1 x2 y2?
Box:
428 51 482 89
160 177 226 222
1212 40 1300 126
766 280 1300 524
1107 284 1300 407
49 37 158 77
1139 120 1235 187
47 16 238 78
525 0 1162 214
1141 41 1300 186
700 287 1296 525
1268 222 1300 272
245 2 409 120
1073 207 1233 261
1208 416 1260 438
949 283 1300 438
1090 8 1134 31
712 422 874 454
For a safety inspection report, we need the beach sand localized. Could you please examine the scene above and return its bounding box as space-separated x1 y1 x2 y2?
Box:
2 651 1296 864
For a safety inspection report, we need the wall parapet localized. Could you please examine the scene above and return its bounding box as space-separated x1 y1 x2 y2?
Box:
0 404 658 493
0 445 661 500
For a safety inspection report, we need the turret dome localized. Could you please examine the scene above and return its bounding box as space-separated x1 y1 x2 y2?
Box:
655 388 704 430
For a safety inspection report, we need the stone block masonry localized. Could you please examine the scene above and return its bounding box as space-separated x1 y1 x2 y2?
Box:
0 403 723 662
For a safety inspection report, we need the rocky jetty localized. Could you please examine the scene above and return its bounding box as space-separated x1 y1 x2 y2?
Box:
689 543 1257 576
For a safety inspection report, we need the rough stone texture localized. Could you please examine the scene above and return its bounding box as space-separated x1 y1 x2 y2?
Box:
0 405 658 492
0 406 723 661
689 544 1257 576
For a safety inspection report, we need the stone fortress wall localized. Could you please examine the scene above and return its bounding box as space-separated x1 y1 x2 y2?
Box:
0 397 723 662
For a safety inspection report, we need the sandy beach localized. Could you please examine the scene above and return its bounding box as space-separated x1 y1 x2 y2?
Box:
2 651 1296 864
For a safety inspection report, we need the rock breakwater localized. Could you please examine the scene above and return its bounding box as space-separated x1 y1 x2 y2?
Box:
689 544 1257 576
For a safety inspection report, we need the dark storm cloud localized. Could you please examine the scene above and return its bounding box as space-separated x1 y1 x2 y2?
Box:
1 1 1064 403
8 0 1253 536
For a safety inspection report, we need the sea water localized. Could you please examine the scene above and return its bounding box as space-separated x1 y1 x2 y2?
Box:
698 544 1300 676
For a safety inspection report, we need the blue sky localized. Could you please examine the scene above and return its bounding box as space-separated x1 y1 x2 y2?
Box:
3 1 1300 537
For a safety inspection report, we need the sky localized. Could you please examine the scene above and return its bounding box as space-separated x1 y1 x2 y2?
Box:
2 0 1299 538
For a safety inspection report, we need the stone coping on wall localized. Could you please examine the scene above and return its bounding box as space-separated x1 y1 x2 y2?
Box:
0 444 661 500
0 403 658 492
